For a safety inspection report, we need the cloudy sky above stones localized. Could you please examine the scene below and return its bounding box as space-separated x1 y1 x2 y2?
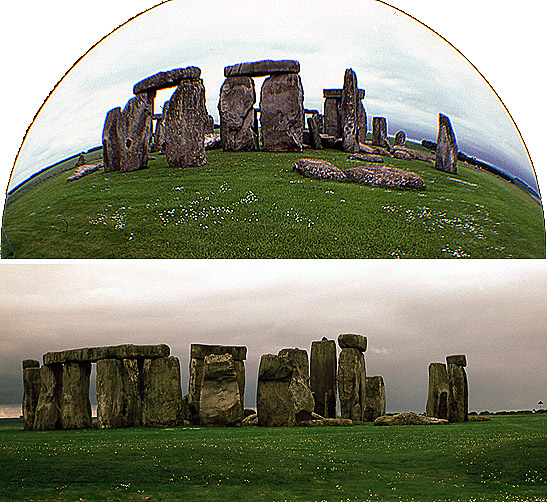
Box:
1 261 546 414
5 0 539 195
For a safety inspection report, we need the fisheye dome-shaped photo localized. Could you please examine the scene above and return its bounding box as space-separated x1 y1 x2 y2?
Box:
1 0 545 258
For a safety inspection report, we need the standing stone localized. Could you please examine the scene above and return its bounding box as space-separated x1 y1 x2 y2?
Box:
155 100 170 154
323 95 341 138
199 354 243 426
205 115 215 134
260 73 304 152
142 356 184 427
357 100 367 144
33 364 63 431
310 338 337 418
372 117 390 150
435 113 458 174
60 362 92 430
394 131 406 146
278 348 315 423
337 334 367 423
218 76 258 151
426 362 449 419
96 358 142 429
117 94 153 172
22 360 41 430
447 355 468 423
257 354 294 427
340 69 360 153
164 78 207 168
364 376 386 422
307 115 323 150
102 107 121 173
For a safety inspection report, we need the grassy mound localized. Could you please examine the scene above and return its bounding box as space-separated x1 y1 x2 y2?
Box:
2 147 544 258
0 414 545 501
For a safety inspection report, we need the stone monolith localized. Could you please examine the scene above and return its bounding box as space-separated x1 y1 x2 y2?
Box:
340 69 360 153
364 376 386 422
426 362 449 419
22 360 41 430
337 334 367 422
257 354 294 427
372 117 390 151
310 338 337 418
102 107 121 172
60 362 92 429
33 364 63 431
394 131 406 146
447 355 468 423
435 113 458 174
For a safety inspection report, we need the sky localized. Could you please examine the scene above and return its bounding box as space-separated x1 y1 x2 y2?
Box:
1 261 546 416
1 0 544 197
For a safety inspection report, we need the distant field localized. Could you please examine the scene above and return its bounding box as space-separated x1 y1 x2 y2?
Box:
0 415 545 501
2 146 544 258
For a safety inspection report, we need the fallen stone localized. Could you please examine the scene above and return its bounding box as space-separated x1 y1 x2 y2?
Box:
374 412 449 426
224 60 300 78
392 150 412 161
260 73 304 152
164 79 207 168
426 362 449 420
299 418 353 427
469 416 491 422
43 344 170 364
66 163 102 182
218 76 258 151
96 358 142 429
242 413 259 426
22 364 41 430
393 146 435 164
320 134 343 150
446 354 467 367
204 133 222 150
200 354 243 426
394 131 406 146
102 107 122 172
340 69 360 153
344 165 425 190
310 337 337 419
338 333 367 352
364 376 386 422
435 113 458 174
371 147 391 157
293 158 346 181
359 143 376 154
60 362 92 430
133 67 201 94
337 348 366 422
142 356 184 427
244 408 256 417
33 364 62 431
347 153 384 163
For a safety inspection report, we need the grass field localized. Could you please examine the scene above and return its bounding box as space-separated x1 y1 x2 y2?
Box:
0 415 545 501
2 147 545 258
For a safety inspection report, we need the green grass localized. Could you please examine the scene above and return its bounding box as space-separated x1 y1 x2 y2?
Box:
2 148 545 258
0 415 545 501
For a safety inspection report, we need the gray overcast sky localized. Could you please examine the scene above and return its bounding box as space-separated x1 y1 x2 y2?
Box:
4 0 539 195
1 261 546 415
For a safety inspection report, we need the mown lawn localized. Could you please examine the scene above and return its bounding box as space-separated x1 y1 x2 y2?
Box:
2 148 545 258
0 415 545 501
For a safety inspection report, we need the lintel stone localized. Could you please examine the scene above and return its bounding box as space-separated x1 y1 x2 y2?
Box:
43 344 170 364
446 354 467 367
133 67 201 95
190 344 247 361
224 60 300 78
323 89 365 99
338 333 367 352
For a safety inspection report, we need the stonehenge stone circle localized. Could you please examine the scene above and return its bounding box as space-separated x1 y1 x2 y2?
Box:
218 76 259 151
102 107 122 172
257 353 294 427
164 77 207 168
310 337 337 418
199 354 243 426
323 87 365 140
364 376 386 422
435 113 458 174
60 362 92 430
293 158 346 181
426 362 449 419
133 67 202 95
447 354 468 422
260 73 304 152
224 59 300 78
340 69 360 153
22 360 41 430
337 334 367 423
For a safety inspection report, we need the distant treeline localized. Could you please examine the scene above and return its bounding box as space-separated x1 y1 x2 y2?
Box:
471 409 546 416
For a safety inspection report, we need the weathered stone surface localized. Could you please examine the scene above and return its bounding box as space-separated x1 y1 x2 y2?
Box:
347 153 384 163
338 333 367 352
323 98 341 138
133 67 201 95
364 376 386 422
299 418 353 427
43 344 170 365
340 69 360 153
242 413 259 426
96 358 142 429
393 146 435 164
447 357 468 423
60 362 92 430
337 348 366 422
155 100 170 153
293 158 346 181
188 357 204 407
257 354 294 427
344 165 425 190
320 134 343 150
66 163 102 182
446 354 467 367
164 78 207 168
117 93 153 172
218 76 258 151
205 115 215 134
323 89 364 99
278 348 315 423
359 143 376 154
199 354 243 426
307 115 323 150
357 100 367 144
374 412 449 426
33 364 62 431
204 133 222 150
224 60 300 78
435 113 458 174
426 362 449 420
310 337 337 419
23 366 41 430
102 107 121 172
190 344 247 361
142 356 184 427
371 147 391 157
260 73 304 152
181 394 200 425
392 150 412 161
372 117 390 151
23 359 40 369
394 131 406 146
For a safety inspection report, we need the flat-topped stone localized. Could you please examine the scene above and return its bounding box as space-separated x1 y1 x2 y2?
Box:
190 344 247 361
224 59 300 77
323 89 365 99
43 344 170 364
338 333 367 352
446 354 467 367
133 67 201 94
23 359 40 369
